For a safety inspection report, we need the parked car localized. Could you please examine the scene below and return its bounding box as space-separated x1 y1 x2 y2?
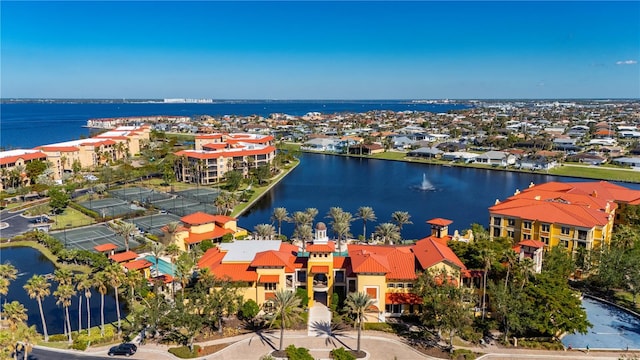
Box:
108 343 137 357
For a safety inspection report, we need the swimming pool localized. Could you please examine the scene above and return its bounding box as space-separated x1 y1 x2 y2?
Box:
143 255 175 277
562 297 640 350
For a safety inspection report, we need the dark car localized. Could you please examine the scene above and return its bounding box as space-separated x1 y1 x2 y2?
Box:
108 343 137 357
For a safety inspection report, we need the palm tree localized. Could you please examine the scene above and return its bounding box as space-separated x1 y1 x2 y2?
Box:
291 211 311 229
53 284 76 343
292 224 313 252
357 206 377 243
93 271 109 337
104 264 124 336
164 221 181 245
479 247 495 319
391 211 413 239
124 269 143 304
332 211 353 252
19 324 40 360
269 289 303 352
78 274 93 336
305 208 319 224
23 275 50 341
502 248 518 288
2 301 27 331
116 222 137 252
74 273 91 334
374 223 401 245
271 207 289 238
53 268 73 287
0 263 17 320
254 224 276 240
150 241 166 277
345 292 375 353
165 243 181 297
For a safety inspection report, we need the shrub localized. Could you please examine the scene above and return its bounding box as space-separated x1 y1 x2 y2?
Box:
331 347 356 360
240 299 260 320
363 322 394 332
200 239 215 252
48 334 68 342
451 349 475 360
295 288 309 308
168 345 201 358
72 339 88 351
285 345 313 360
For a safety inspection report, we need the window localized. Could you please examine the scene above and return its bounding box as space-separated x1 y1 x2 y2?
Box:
523 234 531 240
561 227 570 235
297 271 307 283
508 218 516 226
541 236 549 245
406 283 414 289
493 217 501 226
388 283 395 288
335 271 345 283
264 283 277 291
396 283 404 289
348 279 356 293
541 224 550 233
386 304 401 314
493 228 501 237
523 221 532 229
507 230 514 238
365 287 378 300
578 230 588 240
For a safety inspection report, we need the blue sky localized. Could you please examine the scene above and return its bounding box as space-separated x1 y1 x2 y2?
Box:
1 1 638 99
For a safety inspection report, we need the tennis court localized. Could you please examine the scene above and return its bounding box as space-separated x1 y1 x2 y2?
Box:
151 197 201 212
129 213 182 236
173 188 220 204
110 187 172 203
50 224 142 251
78 198 145 218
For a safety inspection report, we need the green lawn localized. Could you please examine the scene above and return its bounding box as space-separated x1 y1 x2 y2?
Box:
549 165 640 183
51 207 96 230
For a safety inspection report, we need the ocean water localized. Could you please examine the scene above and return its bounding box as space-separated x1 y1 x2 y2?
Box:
0 101 468 149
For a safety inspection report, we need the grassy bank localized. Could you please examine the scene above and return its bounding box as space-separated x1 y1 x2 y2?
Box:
0 240 91 273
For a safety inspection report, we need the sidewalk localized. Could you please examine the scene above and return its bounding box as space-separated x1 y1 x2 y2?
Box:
53 330 638 360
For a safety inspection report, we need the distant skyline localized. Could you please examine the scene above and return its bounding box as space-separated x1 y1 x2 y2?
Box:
1 1 638 100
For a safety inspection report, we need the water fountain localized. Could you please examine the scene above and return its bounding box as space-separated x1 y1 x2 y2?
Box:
420 173 435 191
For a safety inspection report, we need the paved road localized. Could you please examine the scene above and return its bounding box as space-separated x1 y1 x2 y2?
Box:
0 208 37 238
27 347 110 360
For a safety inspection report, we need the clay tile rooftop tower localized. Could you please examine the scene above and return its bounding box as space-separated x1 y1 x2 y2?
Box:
426 218 453 238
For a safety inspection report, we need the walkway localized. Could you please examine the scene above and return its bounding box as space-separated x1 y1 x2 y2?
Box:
307 303 333 337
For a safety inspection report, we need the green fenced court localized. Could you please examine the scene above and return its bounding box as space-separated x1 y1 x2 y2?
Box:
50 224 142 252
129 213 182 236
110 187 172 203
78 198 145 218
173 188 220 204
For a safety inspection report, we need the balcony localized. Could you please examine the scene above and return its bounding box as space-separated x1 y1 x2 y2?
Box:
312 279 329 292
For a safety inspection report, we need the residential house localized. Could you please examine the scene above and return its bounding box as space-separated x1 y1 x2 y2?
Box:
163 212 246 252
475 151 517 167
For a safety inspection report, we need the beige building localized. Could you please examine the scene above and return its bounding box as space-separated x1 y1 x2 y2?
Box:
0 149 48 191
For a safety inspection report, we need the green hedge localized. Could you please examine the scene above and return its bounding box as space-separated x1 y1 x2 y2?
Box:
285 345 313 360
363 322 394 332
69 201 100 219
451 349 475 360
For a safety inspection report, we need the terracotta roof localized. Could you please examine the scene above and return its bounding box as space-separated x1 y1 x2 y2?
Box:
427 218 453 227
109 251 138 263
490 198 610 228
349 244 416 280
197 247 227 269
196 134 224 139
181 212 218 225
0 151 47 166
306 242 335 252
174 146 276 160
279 242 299 256
152 274 173 284
258 275 280 284
202 143 227 150
333 257 353 276
211 263 258 282
310 266 329 273
122 259 152 271
94 243 118 252
349 247 390 274
265 292 276 300
518 240 546 249
250 250 296 272
386 292 423 305
412 238 466 271
37 146 79 152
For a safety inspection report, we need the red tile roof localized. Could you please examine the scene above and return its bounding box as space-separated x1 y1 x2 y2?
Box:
109 251 138 263
0 151 47 166
349 246 390 274
265 292 276 300
123 259 152 271
258 275 280 284
250 250 296 272
427 218 453 227
181 212 218 225
174 146 276 160
202 143 227 150
152 274 174 284
386 292 423 305
310 266 329 273
490 197 611 228
348 244 416 280
185 226 233 244
306 242 335 252
212 263 258 282
518 240 545 248
94 243 118 252
412 238 466 271
197 247 227 269
37 146 79 152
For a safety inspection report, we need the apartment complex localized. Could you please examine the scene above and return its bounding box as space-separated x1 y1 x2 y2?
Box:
489 181 640 252
195 219 466 321
174 133 276 184
35 125 151 180
0 149 48 191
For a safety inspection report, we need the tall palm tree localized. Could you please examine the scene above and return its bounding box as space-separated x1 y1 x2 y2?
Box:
53 268 73 286
479 247 495 319
305 208 319 224
124 269 143 305
332 211 353 252
74 273 90 334
271 207 289 238
0 263 17 321
164 221 181 245
269 289 303 352
78 274 93 336
254 224 276 240
502 248 518 288
165 243 181 297
374 223 401 245
291 211 311 229
53 284 76 343
150 241 166 277
391 211 413 239
292 224 313 252
357 206 377 243
116 222 137 252
104 264 124 336
23 275 50 341
345 292 375 353
19 324 40 360
93 271 109 337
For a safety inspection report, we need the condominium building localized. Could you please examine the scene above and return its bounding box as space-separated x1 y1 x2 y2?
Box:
0 149 48 191
174 133 276 184
489 181 640 252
